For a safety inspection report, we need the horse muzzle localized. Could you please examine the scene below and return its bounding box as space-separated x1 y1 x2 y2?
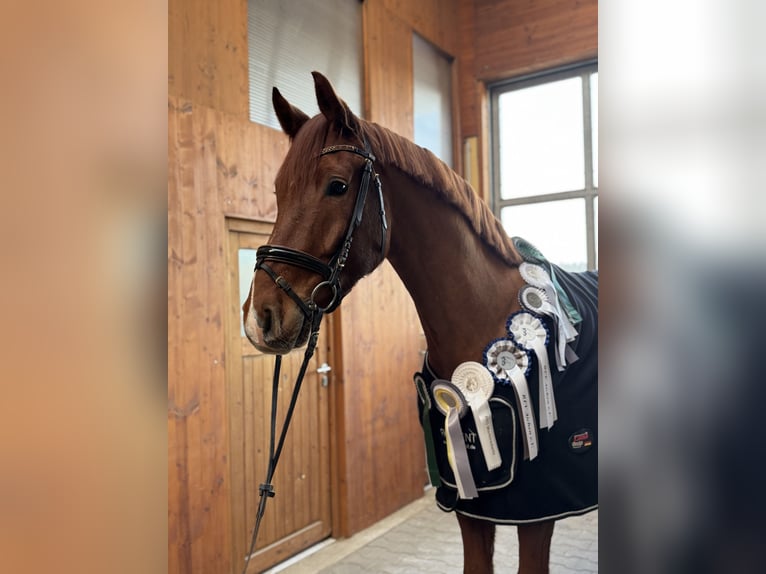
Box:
243 280 310 354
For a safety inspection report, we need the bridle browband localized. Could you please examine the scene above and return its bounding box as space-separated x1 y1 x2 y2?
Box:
241 138 388 574
254 138 388 316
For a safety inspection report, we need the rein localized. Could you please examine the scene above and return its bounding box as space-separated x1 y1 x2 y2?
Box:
242 139 386 574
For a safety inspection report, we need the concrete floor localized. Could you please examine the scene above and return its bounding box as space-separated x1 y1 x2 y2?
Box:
268 491 598 574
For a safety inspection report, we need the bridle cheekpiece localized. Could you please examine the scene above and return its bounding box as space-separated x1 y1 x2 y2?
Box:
254 137 387 319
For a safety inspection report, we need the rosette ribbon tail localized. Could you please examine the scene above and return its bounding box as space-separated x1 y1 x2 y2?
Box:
565 343 579 364
472 398 502 471
532 339 557 429
551 285 579 342
555 325 579 371
414 376 441 487
507 366 539 460
445 407 478 499
421 409 441 486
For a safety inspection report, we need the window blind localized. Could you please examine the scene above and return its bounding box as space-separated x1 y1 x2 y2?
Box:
248 0 363 129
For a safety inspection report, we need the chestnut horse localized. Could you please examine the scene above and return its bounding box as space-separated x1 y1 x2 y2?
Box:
243 72 597 574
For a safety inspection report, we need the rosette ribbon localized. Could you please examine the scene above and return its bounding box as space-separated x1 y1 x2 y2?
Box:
519 284 578 371
414 374 441 487
484 339 539 460
513 236 582 325
431 380 478 499
508 311 558 430
520 262 579 340
451 362 502 471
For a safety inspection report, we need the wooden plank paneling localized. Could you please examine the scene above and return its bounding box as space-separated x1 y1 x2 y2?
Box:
168 96 232 574
473 0 598 82
364 0 414 138
215 113 284 221
336 263 426 535
457 0 479 139
168 0 249 118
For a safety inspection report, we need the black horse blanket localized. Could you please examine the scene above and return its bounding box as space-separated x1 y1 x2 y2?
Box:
415 266 598 524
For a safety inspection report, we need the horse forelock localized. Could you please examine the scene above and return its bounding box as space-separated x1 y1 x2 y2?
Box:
358 121 522 267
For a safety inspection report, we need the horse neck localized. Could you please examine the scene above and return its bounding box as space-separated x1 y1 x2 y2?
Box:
381 166 525 379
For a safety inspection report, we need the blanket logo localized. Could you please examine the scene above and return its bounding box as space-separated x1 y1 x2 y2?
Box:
568 428 594 454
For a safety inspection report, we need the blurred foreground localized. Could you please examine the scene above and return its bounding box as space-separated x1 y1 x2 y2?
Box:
601 1 766 571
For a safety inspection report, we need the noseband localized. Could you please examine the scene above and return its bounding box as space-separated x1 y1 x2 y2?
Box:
254 138 388 318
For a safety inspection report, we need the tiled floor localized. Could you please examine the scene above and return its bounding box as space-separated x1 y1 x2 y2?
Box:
269 491 598 573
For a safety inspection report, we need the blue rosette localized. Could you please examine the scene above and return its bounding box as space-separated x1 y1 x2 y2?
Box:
483 338 531 386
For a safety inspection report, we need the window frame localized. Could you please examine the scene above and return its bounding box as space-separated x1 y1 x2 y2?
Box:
489 60 598 270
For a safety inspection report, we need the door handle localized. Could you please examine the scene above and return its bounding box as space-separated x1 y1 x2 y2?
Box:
317 362 332 387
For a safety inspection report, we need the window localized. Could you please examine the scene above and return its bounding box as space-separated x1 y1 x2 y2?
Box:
491 63 598 271
237 248 257 337
412 33 453 166
248 0 363 129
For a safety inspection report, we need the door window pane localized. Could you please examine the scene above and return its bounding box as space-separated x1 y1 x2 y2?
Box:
501 199 587 271
238 248 258 337
498 77 584 198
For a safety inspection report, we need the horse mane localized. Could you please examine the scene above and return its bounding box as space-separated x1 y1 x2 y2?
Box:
279 114 521 267
359 121 522 267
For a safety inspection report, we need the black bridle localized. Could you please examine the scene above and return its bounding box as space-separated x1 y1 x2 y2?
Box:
241 138 387 574
254 138 387 316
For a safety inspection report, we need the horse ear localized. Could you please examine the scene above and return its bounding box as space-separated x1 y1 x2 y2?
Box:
272 87 310 139
312 71 359 134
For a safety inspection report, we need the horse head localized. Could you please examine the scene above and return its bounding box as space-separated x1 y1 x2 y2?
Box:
243 72 390 354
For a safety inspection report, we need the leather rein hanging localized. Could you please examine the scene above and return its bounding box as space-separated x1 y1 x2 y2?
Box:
241 139 387 574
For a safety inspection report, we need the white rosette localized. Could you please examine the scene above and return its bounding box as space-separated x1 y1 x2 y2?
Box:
519 284 578 371
451 362 502 471
430 380 478 499
507 311 558 430
520 263 578 345
484 339 538 460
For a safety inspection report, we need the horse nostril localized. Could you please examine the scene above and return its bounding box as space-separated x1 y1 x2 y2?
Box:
257 306 273 334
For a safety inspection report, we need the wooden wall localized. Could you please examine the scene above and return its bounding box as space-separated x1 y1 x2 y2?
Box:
169 0 461 572
168 0 249 119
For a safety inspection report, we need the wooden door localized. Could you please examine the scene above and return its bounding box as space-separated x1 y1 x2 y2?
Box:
226 218 332 573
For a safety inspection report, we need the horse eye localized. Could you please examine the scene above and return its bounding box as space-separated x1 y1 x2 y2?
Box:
326 180 348 197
